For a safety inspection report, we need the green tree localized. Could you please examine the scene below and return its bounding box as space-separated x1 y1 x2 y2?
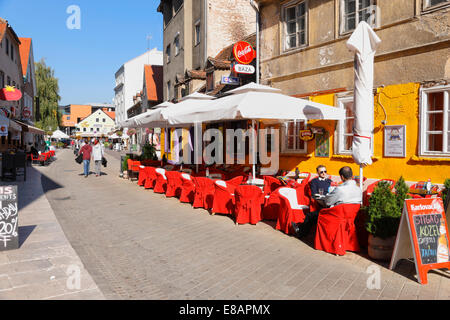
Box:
35 59 61 131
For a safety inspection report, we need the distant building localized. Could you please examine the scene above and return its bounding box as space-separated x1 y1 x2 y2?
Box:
75 109 116 138
61 103 115 136
18 37 36 124
0 17 27 151
114 49 163 127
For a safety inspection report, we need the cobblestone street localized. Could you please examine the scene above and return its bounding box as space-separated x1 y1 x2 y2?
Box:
39 149 450 300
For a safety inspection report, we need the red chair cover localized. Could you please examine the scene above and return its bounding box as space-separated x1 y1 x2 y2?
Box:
234 185 264 225
276 187 308 235
263 176 283 197
304 182 320 213
144 167 157 189
154 168 167 194
192 177 215 210
226 176 244 187
138 166 147 186
165 171 183 198
314 203 361 256
180 173 196 203
262 188 283 220
212 180 236 215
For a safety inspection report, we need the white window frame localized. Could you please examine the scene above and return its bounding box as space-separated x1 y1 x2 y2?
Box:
194 20 201 46
282 0 308 52
340 0 378 35
281 120 307 154
423 0 450 10
419 84 450 157
335 95 355 155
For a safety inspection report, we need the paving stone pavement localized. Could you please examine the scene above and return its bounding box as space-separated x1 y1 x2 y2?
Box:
0 152 105 300
36 149 450 300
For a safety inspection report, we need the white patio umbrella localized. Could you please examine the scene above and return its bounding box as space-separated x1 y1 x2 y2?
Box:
51 129 69 139
167 83 345 125
129 101 175 128
346 21 381 191
167 82 346 177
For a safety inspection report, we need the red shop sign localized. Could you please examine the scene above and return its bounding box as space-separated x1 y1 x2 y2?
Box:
233 41 256 65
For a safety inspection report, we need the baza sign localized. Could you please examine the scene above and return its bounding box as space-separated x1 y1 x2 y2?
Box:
221 76 240 85
233 64 255 74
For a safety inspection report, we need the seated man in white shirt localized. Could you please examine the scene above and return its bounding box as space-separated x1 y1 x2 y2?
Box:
324 166 362 208
292 166 362 238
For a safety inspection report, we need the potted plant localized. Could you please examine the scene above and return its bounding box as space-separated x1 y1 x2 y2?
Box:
122 155 130 179
366 177 410 261
139 143 157 161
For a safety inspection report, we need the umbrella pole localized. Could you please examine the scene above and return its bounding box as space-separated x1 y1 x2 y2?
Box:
252 120 256 180
359 165 364 192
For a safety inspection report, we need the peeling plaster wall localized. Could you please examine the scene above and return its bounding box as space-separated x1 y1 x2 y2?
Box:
259 1 450 94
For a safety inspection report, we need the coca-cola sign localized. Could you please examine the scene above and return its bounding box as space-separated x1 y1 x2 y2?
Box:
233 41 256 65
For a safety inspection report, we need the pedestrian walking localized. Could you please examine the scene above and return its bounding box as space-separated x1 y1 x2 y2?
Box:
79 139 93 178
92 139 104 177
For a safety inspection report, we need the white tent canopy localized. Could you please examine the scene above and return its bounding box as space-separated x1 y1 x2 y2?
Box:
167 82 346 125
51 130 69 139
136 92 216 128
126 101 175 128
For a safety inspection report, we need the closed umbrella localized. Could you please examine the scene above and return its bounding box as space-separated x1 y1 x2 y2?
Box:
346 21 381 190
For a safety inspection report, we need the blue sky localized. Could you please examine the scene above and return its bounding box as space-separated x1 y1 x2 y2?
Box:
0 0 163 105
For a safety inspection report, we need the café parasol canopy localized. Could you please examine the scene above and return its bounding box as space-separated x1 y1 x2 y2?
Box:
166 82 346 125
130 101 174 128
346 21 381 190
136 92 215 128
51 130 70 139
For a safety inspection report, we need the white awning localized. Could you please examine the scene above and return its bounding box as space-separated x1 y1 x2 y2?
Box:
167 82 345 125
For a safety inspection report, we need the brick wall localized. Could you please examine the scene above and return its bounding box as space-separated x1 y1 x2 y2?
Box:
207 0 256 58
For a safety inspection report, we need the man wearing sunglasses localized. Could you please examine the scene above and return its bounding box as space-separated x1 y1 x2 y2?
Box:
291 165 332 238
310 165 332 198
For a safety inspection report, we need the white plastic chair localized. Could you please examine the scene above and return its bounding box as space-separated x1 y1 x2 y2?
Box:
156 168 167 180
278 187 309 210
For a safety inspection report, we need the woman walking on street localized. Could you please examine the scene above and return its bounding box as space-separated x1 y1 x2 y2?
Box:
92 139 104 177
79 139 93 178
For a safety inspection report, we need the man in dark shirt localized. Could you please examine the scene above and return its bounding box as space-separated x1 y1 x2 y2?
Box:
310 165 332 197
292 165 332 238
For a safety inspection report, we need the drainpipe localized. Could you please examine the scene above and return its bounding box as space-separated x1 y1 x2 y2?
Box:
204 0 208 67
249 0 260 84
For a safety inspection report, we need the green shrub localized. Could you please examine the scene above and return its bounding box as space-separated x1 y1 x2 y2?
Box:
139 143 157 161
366 177 410 239
122 155 130 172
442 178 450 208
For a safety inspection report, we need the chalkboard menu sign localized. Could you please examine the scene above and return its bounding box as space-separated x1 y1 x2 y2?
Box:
0 186 19 251
390 198 450 284
413 213 447 265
